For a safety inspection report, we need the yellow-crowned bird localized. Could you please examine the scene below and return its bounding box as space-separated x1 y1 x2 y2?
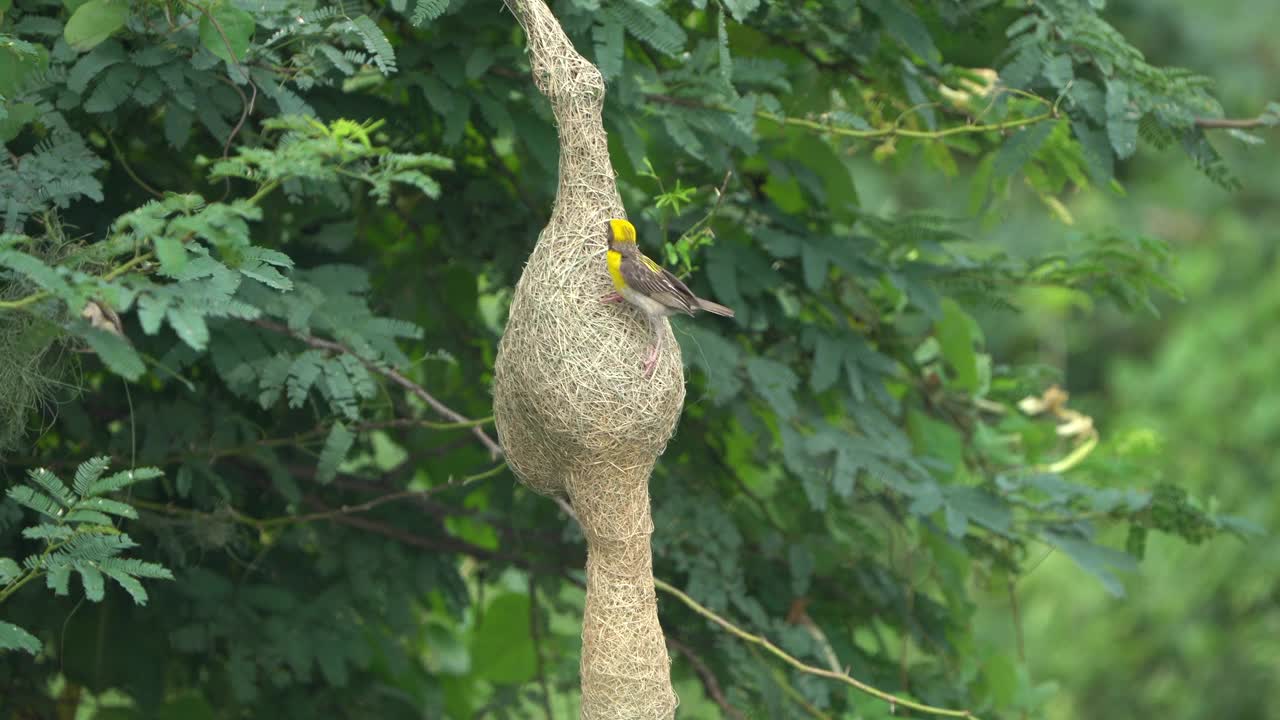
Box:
601 218 735 377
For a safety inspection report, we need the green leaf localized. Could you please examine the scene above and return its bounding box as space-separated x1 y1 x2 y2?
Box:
945 486 1012 535
317 422 354 484
945 503 967 537
999 46 1040 90
809 333 843 393
993 120 1056 179
788 544 814 596
605 1 686 57
0 621 41 655
1071 119 1114 186
22 524 75 541
350 15 396 74
0 558 21 584
198 5 255 64
1043 530 1138 597
27 467 74 507
468 592 536 684
287 350 325 407
720 0 759 21
72 456 111 497
46 565 71 595
82 327 145 380
77 497 138 519
0 250 75 302
137 293 169 334
238 260 291 290
321 358 359 420
800 243 828 291
935 298 980 391
76 562 105 601
66 40 126 93
99 565 148 605
907 409 964 473
65 509 114 525
1125 525 1147 560
1105 80 1138 159
1042 55 1073 90
7 486 62 518
84 63 139 113
762 173 805 214
87 467 162 496
153 233 188 275
746 356 799 419
862 0 938 64
64 0 129 52
678 326 741 403
0 103 40 143
716 6 732 85
166 304 209 351
464 47 493 80
1068 79 1106 124
592 18 624 80
411 0 449 26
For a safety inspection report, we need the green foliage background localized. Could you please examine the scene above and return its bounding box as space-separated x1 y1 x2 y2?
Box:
0 0 1273 717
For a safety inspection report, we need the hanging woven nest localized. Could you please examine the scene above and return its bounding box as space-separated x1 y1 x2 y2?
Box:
490 1 683 718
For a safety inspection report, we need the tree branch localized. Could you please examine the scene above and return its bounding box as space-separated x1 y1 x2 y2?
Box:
666 634 745 720
253 319 503 459
653 578 982 720
642 93 1057 141
1195 115 1278 129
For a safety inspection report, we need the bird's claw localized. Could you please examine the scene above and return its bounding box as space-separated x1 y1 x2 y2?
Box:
599 292 624 304
643 343 660 378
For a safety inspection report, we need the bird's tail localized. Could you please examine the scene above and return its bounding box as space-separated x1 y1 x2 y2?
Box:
696 298 735 318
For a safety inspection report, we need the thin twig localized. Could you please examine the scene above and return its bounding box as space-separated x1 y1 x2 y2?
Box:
1194 115 1277 129
320 511 555 573
1009 576 1025 664
750 645 832 720
674 169 734 251
898 536 917 693
253 319 503 459
793 610 844 675
135 460 504 531
184 0 259 164
0 252 154 311
104 131 164 199
654 578 982 719
666 634 745 720
643 92 1057 141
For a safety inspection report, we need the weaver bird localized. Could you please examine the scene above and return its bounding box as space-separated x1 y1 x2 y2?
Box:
601 218 735 377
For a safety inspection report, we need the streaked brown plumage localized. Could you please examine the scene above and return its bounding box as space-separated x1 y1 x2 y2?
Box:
602 218 734 377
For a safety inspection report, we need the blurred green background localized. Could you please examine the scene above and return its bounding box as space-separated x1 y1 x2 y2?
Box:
969 1 1277 717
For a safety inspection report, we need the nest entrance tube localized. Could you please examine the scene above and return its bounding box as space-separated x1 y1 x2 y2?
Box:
490 1 683 718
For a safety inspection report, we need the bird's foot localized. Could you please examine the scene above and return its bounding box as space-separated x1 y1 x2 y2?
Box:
599 292 624 304
643 342 660 378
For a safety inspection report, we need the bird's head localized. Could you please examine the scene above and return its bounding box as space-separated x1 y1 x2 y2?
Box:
606 218 637 253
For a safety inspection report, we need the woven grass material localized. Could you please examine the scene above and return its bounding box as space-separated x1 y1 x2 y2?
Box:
491 1 681 718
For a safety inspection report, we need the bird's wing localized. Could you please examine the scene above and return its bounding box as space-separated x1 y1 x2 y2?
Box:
620 253 699 315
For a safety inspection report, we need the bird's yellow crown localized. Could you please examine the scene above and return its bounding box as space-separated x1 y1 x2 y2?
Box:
608 218 637 244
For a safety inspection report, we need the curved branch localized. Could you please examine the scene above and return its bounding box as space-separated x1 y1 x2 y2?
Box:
253 319 503 459
666 634 745 720
653 578 982 720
